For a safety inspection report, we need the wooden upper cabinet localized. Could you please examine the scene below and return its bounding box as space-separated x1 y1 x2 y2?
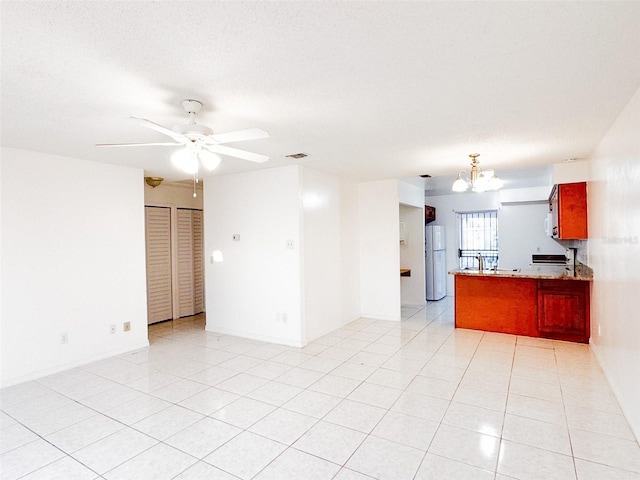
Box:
549 182 588 240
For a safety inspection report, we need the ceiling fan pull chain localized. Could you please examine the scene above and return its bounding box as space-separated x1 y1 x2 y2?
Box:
193 172 197 198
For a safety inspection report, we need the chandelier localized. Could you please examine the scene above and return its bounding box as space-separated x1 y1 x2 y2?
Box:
452 153 504 193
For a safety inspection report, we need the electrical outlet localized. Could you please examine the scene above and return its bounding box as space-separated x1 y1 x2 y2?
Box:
286 239 294 249
110 324 116 335
123 321 131 332
60 332 68 344
281 312 287 324
232 234 240 241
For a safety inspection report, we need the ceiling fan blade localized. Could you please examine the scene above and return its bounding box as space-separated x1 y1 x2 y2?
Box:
209 128 270 144
205 144 269 163
96 142 182 147
131 116 185 142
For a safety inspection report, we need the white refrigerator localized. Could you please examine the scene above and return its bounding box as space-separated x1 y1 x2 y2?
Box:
425 225 446 301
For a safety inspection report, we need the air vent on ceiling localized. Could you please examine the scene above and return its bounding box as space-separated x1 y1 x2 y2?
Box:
286 153 309 159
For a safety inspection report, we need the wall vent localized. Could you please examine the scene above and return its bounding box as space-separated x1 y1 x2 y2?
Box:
286 153 309 159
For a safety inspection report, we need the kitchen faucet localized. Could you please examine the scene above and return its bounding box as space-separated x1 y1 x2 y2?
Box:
476 253 484 272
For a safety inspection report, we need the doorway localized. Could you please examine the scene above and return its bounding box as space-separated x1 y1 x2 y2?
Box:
144 206 205 325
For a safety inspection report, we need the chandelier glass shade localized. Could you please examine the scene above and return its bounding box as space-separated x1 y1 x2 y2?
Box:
452 154 503 193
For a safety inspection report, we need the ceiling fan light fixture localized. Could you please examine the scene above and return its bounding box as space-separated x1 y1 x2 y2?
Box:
97 99 271 177
172 123 213 137
171 148 199 174
200 150 222 171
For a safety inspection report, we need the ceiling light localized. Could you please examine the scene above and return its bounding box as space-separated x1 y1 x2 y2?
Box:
199 150 222 171
171 147 199 174
452 172 469 192
452 153 503 193
144 176 164 188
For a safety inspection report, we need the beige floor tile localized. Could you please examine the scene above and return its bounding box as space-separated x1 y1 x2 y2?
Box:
293 420 366 465
3 306 637 480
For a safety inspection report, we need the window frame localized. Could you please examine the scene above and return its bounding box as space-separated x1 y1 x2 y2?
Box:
457 210 499 269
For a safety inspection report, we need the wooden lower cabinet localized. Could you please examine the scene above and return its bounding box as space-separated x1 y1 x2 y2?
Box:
537 280 590 343
455 276 538 337
454 275 590 343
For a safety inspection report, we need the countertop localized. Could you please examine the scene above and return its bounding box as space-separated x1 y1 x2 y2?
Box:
449 263 593 281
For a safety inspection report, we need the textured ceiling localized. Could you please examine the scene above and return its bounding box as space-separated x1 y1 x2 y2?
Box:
1 1 639 182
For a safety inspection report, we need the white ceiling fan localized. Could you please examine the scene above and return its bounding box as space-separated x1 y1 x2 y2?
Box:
97 99 270 177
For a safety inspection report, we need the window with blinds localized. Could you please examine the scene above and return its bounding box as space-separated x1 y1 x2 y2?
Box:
458 210 499 269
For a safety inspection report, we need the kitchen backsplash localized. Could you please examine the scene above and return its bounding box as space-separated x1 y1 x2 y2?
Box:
558 239 589 265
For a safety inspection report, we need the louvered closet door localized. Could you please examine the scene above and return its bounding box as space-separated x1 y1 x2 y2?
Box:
145 207 172 324
177 209 204 317
192 210 204 313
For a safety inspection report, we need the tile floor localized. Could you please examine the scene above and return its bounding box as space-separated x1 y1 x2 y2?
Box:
2 299 640 479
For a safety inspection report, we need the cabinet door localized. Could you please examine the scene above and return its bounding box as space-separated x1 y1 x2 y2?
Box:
550 182 587 240
537 281 589 343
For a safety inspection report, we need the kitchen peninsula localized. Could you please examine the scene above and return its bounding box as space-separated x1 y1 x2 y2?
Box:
450 265 593 343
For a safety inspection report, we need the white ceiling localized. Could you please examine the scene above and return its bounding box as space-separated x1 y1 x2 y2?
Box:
1 2 639 183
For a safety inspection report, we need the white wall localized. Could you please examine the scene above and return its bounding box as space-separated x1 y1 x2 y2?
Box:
203 165 303 346
359 180 401 321
0 147 148 387
301 168 360 341
398 178 425 207
588 86 640 440
399 204 426 305
498 202 565 268
399 179 426 306
144 181 203 209
553 160 591 184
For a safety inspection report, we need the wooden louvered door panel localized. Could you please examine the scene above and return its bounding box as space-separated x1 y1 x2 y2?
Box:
177 209 195 317
192 210 204 314
145 207 172 324
177 209 204 317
